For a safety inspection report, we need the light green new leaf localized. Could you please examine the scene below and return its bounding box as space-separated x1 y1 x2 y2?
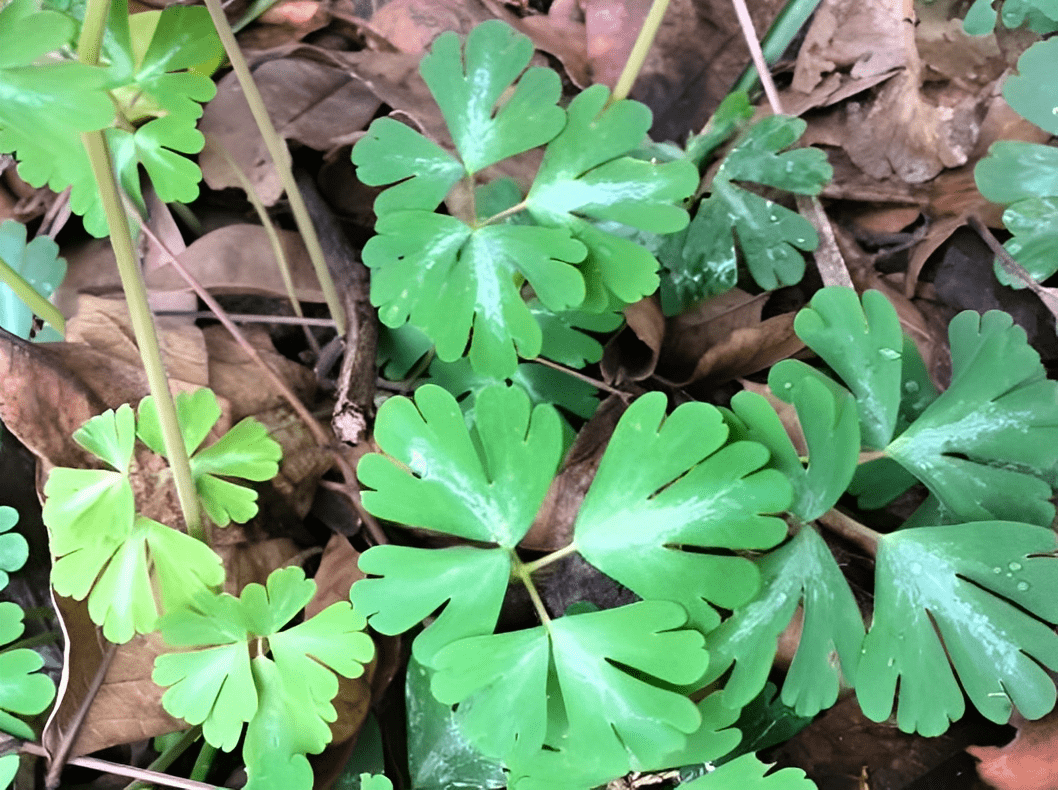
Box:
352 118 464 215
688 115 828 292
789 287 903 449
352 545 512 665
573 393 791 633
156 567 372 756
526 84 699 307
729 374 859 522
857 522 1058 735
42 405 136 583
364 211 586 377
1003 38 1058 134
885 310 1058 526
432 601 707 769
420 20 565 175
702 527 865 717
0 507 27 591
682 754 816 790
0 602 56 740
990 196 1058 286
139 389 282 526
359 384 562 545
0 220 66 340
359 775 393 790
975 141 1058 205
0 755 15 790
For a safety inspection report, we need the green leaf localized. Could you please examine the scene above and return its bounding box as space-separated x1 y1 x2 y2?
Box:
884 310 1058 526
420 20 565 175
681 754 816 790
729 375 859 522
352 118 464 216
359 775 393 790
573 393 791 633
1003 38 1058 134
701 527 865 717
432 601 707 769
0 601 56 740
787 287 904 449
0 506 27 591
857 522 1058 735
0 755 15 790
532 300 623 368
526 84 699 307
364 211 586 377
685 90 754 167
405 654 506 790
139 389 282 527
689 115 829 292
0 220 66 340
359 384 562 546
975 141 1058 205
963 0 998 33
991 196 1058 286
155 567 373 756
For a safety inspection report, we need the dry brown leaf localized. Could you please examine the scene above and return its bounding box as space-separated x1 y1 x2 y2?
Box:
600 297 664 384
199 60 381 204
370 0 492 53
145 224 328 303
968 711 1058 790
659 288 768 377
306 533 363 618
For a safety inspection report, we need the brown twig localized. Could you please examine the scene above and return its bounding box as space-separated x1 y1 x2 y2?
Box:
23 742 217 790
967 214 1058 324
154 311 337 327
44 639 118 789
532 356 632 401
817 509 881 556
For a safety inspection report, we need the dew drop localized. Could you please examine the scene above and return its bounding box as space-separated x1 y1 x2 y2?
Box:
783 381 793 389
1017 581 1031 592
795 238 805 244
878 348 901 361
887 657 895 667
910 562 923 575
993 566 1003 574
769 215 780 223
904 380 920 394
1009 561 1023 572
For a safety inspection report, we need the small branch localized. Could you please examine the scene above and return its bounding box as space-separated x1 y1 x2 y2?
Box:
123 727 202 790
858 449 887 465
0 253 66 336
22 742 218 790
612 0 672 103
817 509 880 556
967 214 1058 324
479 200 528 227
730 0 784 115
155 311 336 327
532 356 631 401
201 0 347 336
44 640 118 789
521 542 580 575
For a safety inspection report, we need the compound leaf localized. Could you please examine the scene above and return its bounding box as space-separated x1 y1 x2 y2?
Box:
359 384 562 546
0 602 55 740
156 567 372 756
420 20 565 175
1003 38 1058 134
352 545 512 666
0 507 27 591
690 116 828 292
884 310 1058 526
0 220 65 340
526 84 698 307
681 754 816 790
573 393 791 633
857 522 1058 735
790 287 903 449
975 141 1058 205
991 196 1058 286
702 527 865 717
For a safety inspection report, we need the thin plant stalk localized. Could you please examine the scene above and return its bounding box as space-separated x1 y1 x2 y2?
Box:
730 0 783 114
611 0 671 103
201 0 347 337
0 252 66 335
77 0 203 543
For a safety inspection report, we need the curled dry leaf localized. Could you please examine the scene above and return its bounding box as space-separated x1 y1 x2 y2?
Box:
968 710 1058 790
600 297 664 384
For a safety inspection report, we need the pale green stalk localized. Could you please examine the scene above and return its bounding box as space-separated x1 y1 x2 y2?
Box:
201 0 347 336
611 0 672 103
78 0 203 542
0 252 66 335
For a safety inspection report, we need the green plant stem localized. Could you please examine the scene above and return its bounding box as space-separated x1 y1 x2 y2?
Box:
0 631 59 653
0 252 65 335
201 0 347 337
511 553 551 628
123 727 202 790
858 449 887 464
188 740 217 783
817 508 880 556
480 200 528 227
521 542 580 575
611 0 671 103
78 0 203 543
730 0 783 115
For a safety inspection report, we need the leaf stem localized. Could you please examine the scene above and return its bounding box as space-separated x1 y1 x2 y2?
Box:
858 449 887 464
123 726 202 790
521 542 580 575
22 742 218 790
817 508 880 556
0 631 59 653
78 0 203 544
0 252 65 336
201 0 347 337
729 0 784 115
611 0 672 103
511 553 552 629
479 200 528 227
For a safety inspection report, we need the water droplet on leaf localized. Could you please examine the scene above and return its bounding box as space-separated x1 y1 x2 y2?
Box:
904 381 919 394
1009 561 1023 572
1017 581 1031 591
878 348 901 360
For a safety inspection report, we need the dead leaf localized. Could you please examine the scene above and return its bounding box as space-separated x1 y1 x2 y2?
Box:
370 0 492 53
968 710 1058 790
145 224 328 303
306 533 363 618
600 297 664 384
199 60 382 204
